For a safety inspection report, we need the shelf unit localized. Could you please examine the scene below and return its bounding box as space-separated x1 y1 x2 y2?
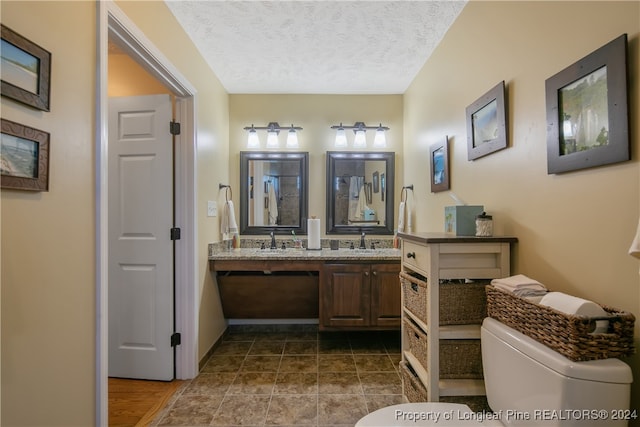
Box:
398 232 517 407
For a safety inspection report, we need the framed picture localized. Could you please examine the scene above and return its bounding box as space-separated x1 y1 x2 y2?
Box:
380 173 385 201
1 118 50 191
430 136 449 193
1 24 51 111
466 80 507 160
545 34 629 174
372 171 379 193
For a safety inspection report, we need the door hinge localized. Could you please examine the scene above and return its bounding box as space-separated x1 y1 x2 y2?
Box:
170 121 181 136
170 227 181 240
171 332 181 347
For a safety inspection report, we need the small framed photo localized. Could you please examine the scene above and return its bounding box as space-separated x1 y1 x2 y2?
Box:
372 171 379 193
1 24 51 111
545 34 629 174
1 118 50 191
466 80 507 161
380 173 385 201
430 136 449 193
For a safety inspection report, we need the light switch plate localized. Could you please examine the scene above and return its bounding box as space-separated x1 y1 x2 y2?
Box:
207 201 217 217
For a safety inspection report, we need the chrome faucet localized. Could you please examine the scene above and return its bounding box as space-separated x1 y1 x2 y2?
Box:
270 231 277 249
359 232 366 249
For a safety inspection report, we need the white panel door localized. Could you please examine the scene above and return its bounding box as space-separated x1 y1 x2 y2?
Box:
108 94 174 380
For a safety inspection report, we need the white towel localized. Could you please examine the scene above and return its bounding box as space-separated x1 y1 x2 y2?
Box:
628 219 640 259
268 185 278 225
491 274 547 297
221 200 238 237
406 192 413 233
397 201 406 233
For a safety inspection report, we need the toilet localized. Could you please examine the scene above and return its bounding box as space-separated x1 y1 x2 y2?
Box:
357 317 633 426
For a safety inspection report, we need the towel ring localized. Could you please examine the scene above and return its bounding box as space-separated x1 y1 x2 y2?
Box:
219 184 232 202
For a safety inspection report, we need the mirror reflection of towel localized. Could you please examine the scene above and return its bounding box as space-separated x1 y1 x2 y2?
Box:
268 185 278 225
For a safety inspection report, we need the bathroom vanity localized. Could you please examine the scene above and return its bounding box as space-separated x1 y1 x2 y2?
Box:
209 246 401 330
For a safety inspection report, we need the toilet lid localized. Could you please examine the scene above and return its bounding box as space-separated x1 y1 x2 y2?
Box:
356 402 500 426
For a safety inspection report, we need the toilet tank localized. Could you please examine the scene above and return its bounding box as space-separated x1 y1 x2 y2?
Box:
481 317 633 426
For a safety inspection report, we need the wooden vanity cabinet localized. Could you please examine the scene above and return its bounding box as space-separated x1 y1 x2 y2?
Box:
320 262 401 330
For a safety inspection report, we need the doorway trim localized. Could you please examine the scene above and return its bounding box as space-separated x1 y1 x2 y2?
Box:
96 1 199 425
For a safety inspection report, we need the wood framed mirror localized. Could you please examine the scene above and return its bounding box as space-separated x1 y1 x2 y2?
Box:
240 151 309 235
326 151 394 235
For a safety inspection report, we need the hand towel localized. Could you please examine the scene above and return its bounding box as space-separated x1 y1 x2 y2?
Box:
268 184 278 225
397 201 406 233
628 219 640 259
406 192 413 233
491 274 547 297
221 200 239 247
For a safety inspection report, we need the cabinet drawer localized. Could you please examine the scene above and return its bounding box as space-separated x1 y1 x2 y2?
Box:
402 241 430 274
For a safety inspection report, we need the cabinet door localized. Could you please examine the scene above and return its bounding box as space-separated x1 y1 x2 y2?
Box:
321 264 370 327
371 263 401 327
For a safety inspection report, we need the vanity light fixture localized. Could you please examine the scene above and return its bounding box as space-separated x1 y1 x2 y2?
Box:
243 122 303 149
330 122 390 148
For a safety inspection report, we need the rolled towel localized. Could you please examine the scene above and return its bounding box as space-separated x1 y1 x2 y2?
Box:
539 292 609 333
491 274 547 297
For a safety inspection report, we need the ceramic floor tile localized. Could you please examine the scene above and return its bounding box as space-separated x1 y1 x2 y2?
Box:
274 372 318 395
213 341 253 356
318 354 356 372
265 395 318 425
354 354 396 372
201 355 245 373
365 394 403 413
318 340 351 354
255 332 289 341
283 341 317 355
156 394 223 426
317 394 368 425
249 340 286 355
359 372 402 394
182 373 236 395
211 394 270 426
241 355 282 372
349 339 388 354
318 372 362 395
279 355 318 373
286 330 318 341
228 372 277 395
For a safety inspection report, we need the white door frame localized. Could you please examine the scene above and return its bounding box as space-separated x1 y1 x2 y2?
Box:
96 1 199 425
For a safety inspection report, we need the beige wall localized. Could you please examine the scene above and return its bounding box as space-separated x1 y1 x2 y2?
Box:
229 94 403 237
404 0 640 413
1 1 96 424
1 1 229 424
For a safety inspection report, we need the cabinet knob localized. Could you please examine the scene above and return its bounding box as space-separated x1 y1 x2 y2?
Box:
364 271 369 276
372 271 377 276
407 252 416 259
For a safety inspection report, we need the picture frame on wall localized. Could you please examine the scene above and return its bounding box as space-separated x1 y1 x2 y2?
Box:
430 136 449 193
1 24 51 111
466 80 507 161
1 118 50 191
545 34 629 174
372 171 379 193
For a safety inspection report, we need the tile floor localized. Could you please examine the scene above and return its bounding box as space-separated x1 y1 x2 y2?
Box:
152 325 402 426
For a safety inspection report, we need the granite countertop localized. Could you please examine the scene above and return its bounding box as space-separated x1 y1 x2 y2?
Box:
209 247 401 261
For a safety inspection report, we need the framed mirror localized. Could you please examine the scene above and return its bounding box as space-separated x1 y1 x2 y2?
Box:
326 151 395 235
240 151 309 235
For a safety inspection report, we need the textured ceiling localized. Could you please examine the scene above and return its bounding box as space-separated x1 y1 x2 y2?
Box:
165 1 466 94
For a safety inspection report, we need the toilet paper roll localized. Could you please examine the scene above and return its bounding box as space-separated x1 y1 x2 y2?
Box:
307 218 321 250
539 292 609 333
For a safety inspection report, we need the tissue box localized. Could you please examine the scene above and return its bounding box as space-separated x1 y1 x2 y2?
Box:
445 205 484 236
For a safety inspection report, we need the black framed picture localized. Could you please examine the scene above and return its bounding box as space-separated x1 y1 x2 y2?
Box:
1 118 50 191
466 81 507 160
372 171 379 193
1 24 51 111
430 136 449 193
545 34 629 174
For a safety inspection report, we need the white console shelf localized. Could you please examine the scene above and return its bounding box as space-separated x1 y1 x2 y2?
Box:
398 232 517 405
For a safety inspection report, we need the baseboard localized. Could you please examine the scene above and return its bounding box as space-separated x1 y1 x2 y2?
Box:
198 328 226 372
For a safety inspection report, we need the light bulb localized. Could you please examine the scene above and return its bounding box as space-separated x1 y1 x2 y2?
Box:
373 127 386 148
353 129 366 148
286 128 299 148
266 130 279 148
247 128 260 148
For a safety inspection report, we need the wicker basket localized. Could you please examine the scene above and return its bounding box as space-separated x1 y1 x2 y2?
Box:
404 317 483 379
400 271 488 325
400 361 489 412
486 285 635 361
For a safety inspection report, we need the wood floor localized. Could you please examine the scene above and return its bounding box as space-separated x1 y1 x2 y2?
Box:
108 378 184 426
